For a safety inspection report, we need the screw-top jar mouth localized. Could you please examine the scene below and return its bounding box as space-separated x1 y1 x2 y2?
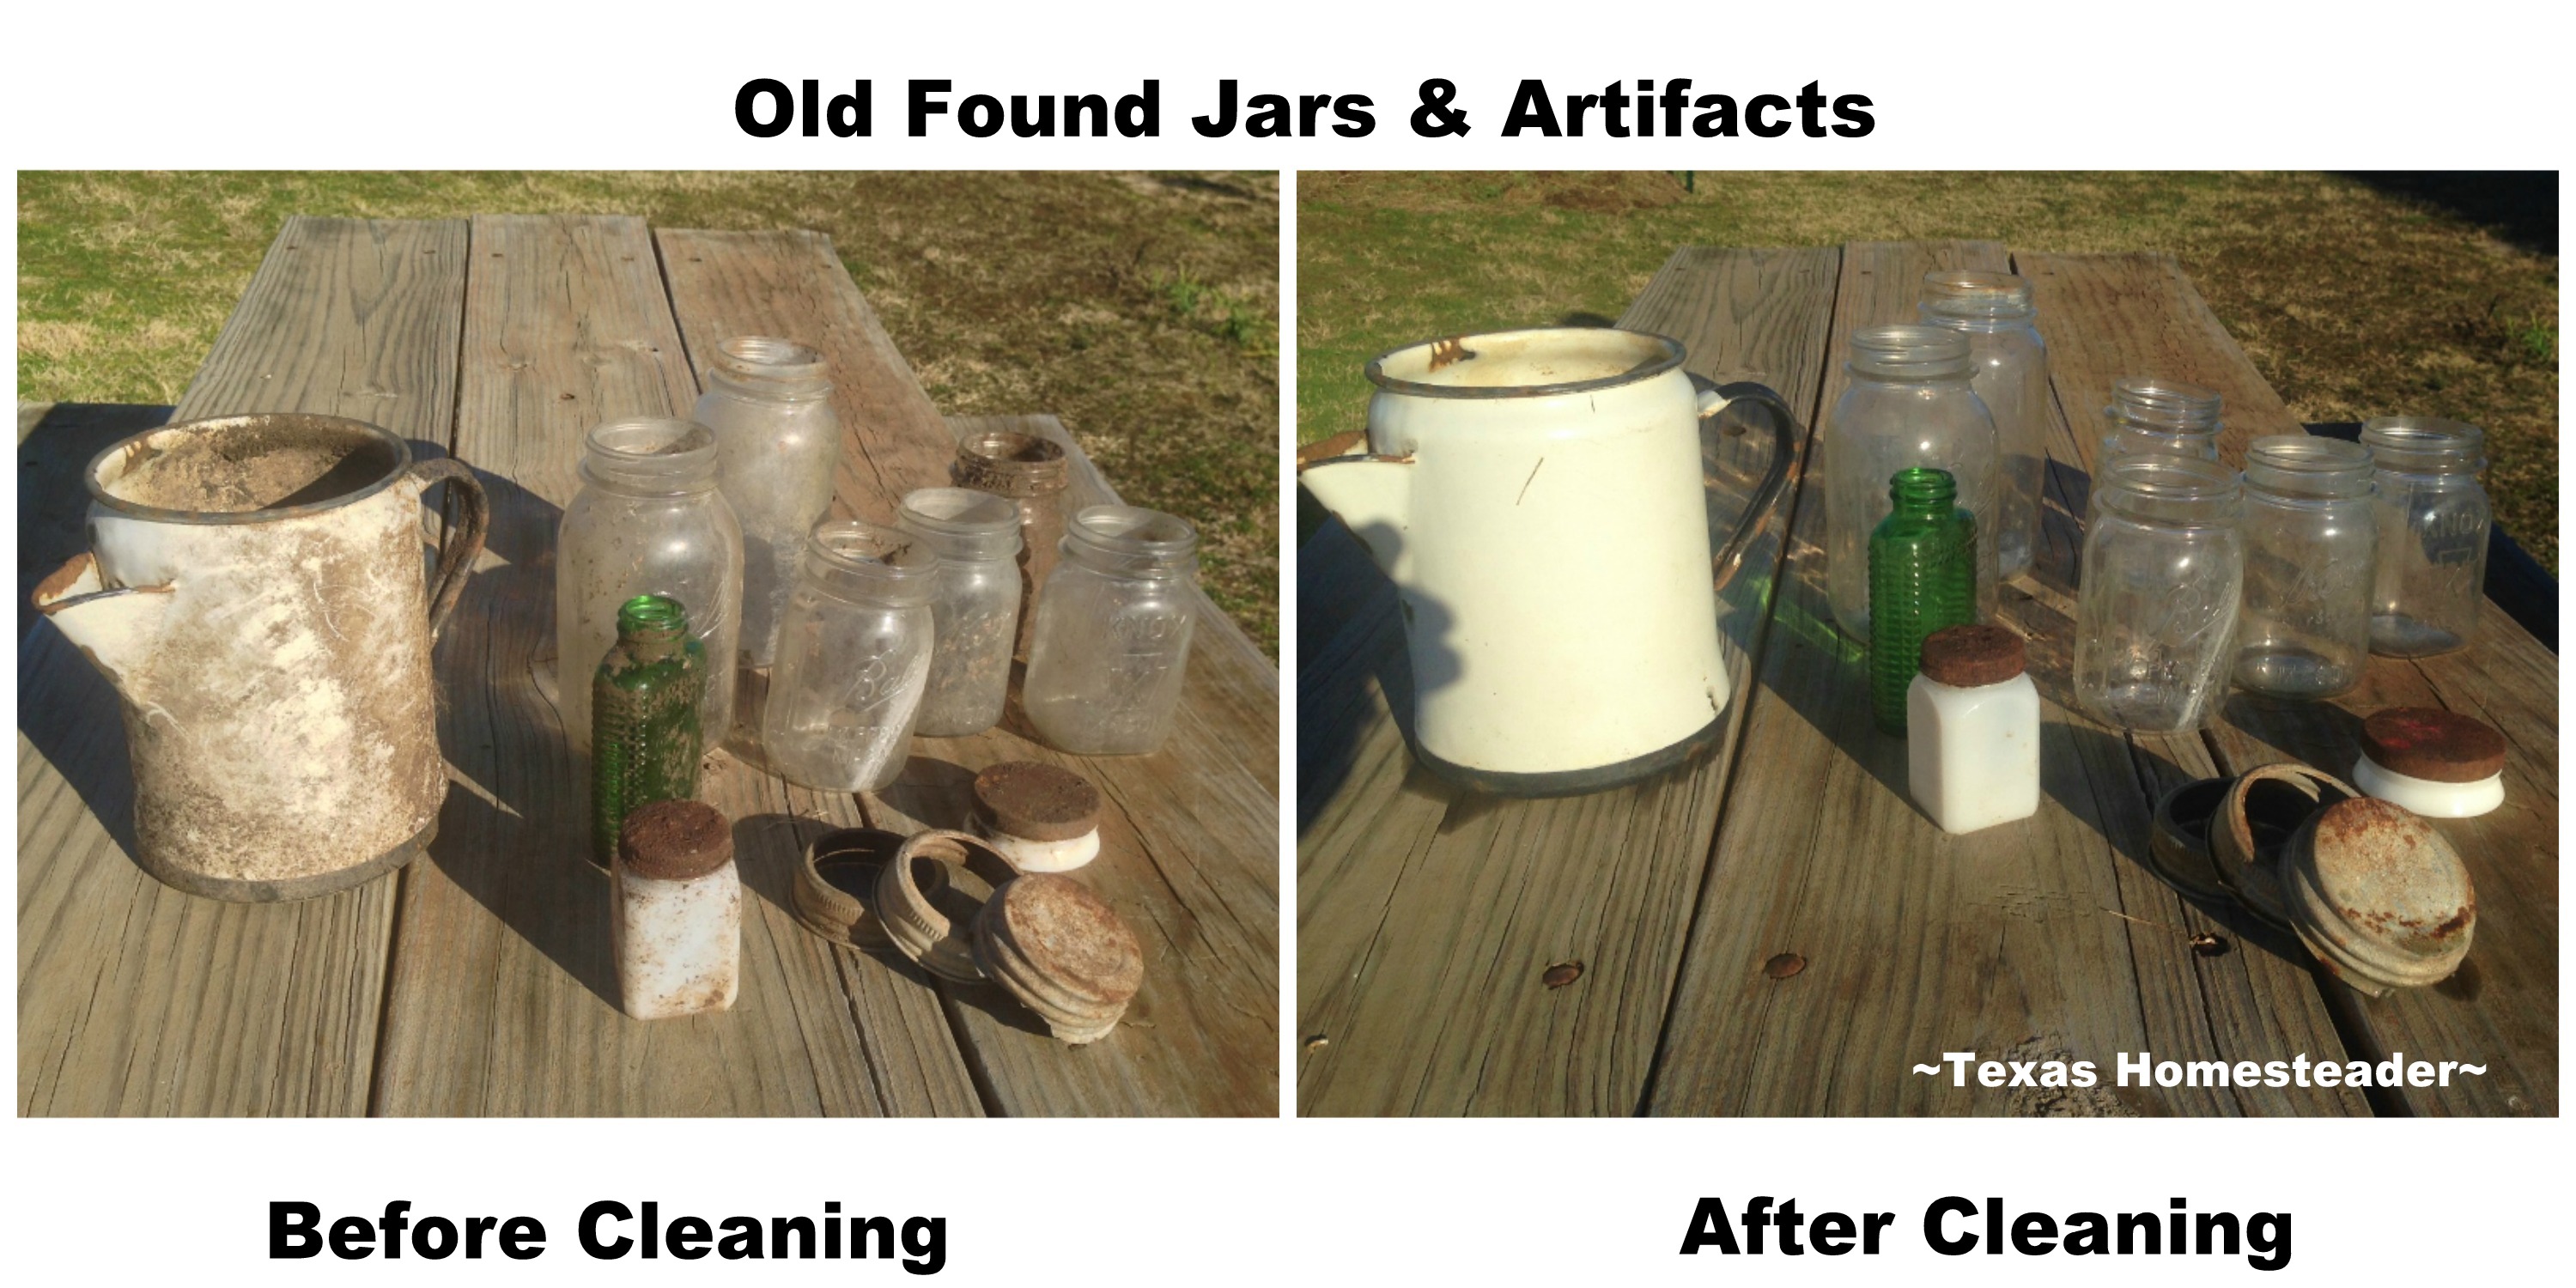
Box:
616 592 691 641
2360 416 2486 474
1887 465 1959 509
2092 453 2243 526
1061 504 1199 577
898 486 1025 561
1919 270 2036 320
955 429 1070 495
2244 434 2375 501
1848 325 1972 380
710 336 831 400
802 519 938 605
581 418 720 495
2105 377 2223 432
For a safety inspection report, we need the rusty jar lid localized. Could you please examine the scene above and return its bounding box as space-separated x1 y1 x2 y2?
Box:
972 761 1102 842
2209 763 2358 927
1918 624 2026 688
2282 797 2476 996
2360 707 2508 783
972 873 1145 1045
617 800 732 881
2147 776 2232 901
793 827 907 951
874 830 1018 984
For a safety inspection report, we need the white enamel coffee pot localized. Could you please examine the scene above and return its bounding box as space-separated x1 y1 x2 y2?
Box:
1300 328 1795 795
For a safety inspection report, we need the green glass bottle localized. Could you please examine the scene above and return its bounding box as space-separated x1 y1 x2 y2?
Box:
592 593 706 865
1869 467 1978 735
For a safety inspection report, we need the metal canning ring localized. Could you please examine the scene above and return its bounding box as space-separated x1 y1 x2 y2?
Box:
793 827 905 951
874 829 1018 984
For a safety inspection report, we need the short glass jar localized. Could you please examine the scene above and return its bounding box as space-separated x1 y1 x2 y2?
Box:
1919 270 2048 580
2361 416 2489 657
2099 377 2223 461
1824 325 2001 637
694 337 839 670
2232 436 2377 699
557 418 743 753
2074 455 2245 732
896 487 1025 737
952 429 1071 660
761 520 936 792
1023 505 1200 756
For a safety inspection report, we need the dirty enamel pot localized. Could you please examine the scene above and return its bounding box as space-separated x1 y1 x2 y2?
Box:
2281 797 2476 996
1297 328 1798 796
33 413 487 901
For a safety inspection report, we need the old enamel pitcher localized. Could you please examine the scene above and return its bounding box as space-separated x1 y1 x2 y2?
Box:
1299 328 1795 796
33 413 489 901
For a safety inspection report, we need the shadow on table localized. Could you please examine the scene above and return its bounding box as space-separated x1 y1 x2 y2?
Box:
18 403 176 641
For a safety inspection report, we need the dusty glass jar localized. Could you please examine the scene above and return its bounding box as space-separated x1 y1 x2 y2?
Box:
1023 506 1199 756
2074 455 2245 732
694 337 839 669
952 428 1070 659
762 520 937 792
1919 270 2047 580
897 487 1024 737
2233 436 2377 699
1824 325 2000 637
2099 377 2222 461
2362 416 2490 657
557 419 743 753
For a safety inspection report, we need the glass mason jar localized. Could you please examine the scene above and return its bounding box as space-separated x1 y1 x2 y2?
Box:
2100 376 2222 461
557 418 743 754
952 428 1070 660
1919 270 2048 580
1824 324 2001 637
2233 436 2377 699
694 337 840 669
762 520 937 792
896 487 1024 737
1023 505 1200 756
2074 455 2245 732
2362 416 2490 657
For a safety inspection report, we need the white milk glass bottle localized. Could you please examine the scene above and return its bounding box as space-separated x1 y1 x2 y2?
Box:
694 337 838 669
1023 505 1200 756
761 520 936 792
1823 325 2001 637
556 418 743 753
1919 270 2048 580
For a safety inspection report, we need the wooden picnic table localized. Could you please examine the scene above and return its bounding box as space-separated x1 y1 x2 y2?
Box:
1297 241 2556 1117
19 214 1279 1116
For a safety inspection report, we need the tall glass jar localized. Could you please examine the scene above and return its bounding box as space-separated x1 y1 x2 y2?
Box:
1919 270 2047 580
952 428 1070 659
762 520 936 792
2362 416 2490 657
1023 505 1199 756
694 337 839 669
557 418 743 753
592 594 704 866
1868 467 1978 736
2233 436 2377 699
2074 455 2245 732
897 487 1024 737
2100 377 2222 461
1825 325 2001 637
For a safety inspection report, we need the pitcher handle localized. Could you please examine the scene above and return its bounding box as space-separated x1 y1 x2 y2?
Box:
407 457 490 644
1697 380 1803 594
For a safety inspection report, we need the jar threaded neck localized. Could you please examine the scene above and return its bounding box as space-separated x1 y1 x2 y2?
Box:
1849 325 1972 380
1889 466 1959 514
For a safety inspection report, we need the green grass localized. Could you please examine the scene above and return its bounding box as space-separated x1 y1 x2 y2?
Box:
1299 172 2559 570
18 170 1281 654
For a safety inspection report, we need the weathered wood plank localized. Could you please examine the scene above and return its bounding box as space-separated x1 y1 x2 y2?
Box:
2020 251 2555 1116
369 215 980 1115
1296 246 1839 1115
18 216 465 1115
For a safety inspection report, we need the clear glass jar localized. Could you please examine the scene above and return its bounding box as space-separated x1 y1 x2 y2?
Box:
1824 324 2001 637
1919 270 2048 581
2362 416 2490 657
2100 377 2222 461
952 429 1070 660
1023 505 1199 756
694 337 839 669
2074 455 2245 732
2233 436 2377 699
557 418 743 754
897 487 1024 737
761 520 936 792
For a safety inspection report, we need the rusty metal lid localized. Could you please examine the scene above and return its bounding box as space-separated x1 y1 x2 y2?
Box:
792 827 905 951
972 761 1102 842
1919 624 2026 687
2283 797 2476 996
617 800 732 881
874 829 1017 984
2209 763 2358 928
2147 776 2232 901
972 873 1144 1045
2360 707 2507 783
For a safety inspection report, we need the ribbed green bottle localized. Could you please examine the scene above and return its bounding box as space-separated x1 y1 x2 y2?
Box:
1869 467 1978 735
592 593 706 865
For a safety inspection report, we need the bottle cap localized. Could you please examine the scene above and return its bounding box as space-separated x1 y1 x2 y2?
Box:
2283 797 2476 996
617 799 732 881
1918 624 2026 687
972 761 1103 842
2360 707 2507 783
973 873 1145 1045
